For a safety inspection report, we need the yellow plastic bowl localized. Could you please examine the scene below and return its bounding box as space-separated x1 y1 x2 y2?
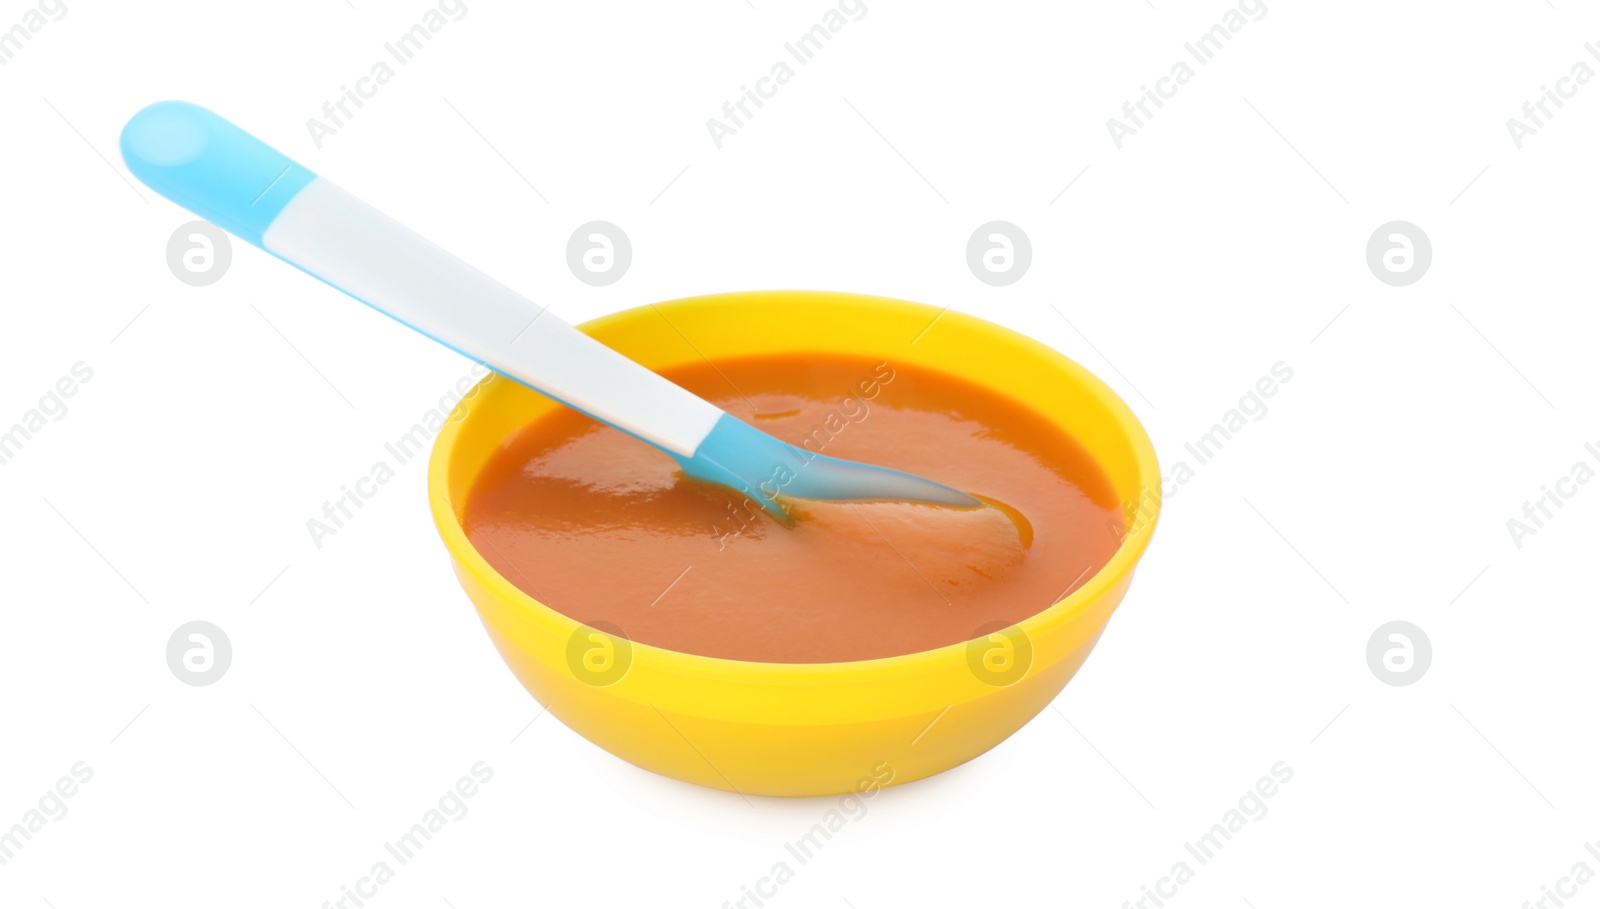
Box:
428 291 1159 797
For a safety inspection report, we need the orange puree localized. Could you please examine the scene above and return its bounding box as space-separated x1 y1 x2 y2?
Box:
462 354 1124 663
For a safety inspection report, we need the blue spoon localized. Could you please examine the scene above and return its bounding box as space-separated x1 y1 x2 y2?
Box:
120 101 981 521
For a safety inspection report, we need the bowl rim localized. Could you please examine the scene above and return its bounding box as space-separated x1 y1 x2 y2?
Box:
427 290 1160 681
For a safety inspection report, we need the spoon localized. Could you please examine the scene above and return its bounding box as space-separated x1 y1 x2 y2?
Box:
119 101 981 521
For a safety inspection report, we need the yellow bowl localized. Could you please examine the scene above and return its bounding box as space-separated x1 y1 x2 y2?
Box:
428 291 1160 797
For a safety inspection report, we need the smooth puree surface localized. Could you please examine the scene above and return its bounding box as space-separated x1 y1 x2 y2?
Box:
462 354 1125 663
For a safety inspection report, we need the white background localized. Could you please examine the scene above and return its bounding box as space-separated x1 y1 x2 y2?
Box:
3 1 1598 907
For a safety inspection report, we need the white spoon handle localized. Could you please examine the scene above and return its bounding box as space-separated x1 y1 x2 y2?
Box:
264 178 721 456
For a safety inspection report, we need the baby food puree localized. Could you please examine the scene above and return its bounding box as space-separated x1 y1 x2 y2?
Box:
464 354 1123 663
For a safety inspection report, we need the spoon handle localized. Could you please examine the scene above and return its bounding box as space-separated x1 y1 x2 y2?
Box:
121 101 723 458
